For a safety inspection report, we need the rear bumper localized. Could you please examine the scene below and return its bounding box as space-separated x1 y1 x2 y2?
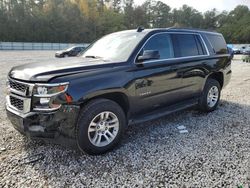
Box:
6 105 80 142
233 50 241 54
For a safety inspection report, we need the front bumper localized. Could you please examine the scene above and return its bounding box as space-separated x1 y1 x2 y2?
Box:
55 53 63 58
6 104 80 142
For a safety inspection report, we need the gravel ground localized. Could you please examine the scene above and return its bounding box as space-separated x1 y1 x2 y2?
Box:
0 51 250 187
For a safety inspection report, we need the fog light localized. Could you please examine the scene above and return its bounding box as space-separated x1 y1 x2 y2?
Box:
40 98 50 105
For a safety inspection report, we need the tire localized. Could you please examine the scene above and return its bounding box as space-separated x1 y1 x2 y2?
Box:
198 78 221 112
76 99 126 155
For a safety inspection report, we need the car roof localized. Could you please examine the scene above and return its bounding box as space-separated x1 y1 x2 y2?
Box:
125 27 221 36
167 27 220 35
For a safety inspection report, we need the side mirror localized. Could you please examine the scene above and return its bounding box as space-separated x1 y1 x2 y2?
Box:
137 50 160 62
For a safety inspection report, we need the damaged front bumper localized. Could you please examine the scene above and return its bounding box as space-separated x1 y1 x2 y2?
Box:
6 104 80 143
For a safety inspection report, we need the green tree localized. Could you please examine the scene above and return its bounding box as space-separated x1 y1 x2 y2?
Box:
172 5 203 28
0 0 250 43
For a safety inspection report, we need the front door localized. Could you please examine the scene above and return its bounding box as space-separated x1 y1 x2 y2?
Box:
132 33 184 115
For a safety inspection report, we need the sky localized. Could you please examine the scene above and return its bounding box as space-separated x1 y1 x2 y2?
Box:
134 0 250 12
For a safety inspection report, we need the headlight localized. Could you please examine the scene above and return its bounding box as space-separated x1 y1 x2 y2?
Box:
32 82 69 111
33 82 69 97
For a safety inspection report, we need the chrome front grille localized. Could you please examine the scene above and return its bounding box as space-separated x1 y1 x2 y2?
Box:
9 80 28 93
8 79 30 96
10 95 24 111
6 78 33 114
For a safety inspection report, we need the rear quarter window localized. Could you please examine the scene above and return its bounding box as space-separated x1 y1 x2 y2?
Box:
206 34 227 54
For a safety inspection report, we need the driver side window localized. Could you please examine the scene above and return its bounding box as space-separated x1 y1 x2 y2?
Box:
143 33 174 60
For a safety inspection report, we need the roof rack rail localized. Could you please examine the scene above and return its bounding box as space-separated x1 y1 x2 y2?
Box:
137 27 144 32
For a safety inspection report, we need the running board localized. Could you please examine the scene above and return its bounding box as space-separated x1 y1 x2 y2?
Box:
129 99 198 125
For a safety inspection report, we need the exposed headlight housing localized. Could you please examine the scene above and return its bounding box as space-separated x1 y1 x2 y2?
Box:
32 82 69 111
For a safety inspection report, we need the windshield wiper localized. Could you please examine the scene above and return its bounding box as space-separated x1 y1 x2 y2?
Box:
85 55 102 59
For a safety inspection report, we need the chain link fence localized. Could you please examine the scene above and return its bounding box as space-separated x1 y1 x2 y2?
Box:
0 42 89 50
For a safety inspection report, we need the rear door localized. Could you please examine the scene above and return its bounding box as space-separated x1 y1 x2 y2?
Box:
170 33 209 100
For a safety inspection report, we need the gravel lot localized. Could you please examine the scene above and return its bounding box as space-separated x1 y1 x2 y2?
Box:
1 51 250 187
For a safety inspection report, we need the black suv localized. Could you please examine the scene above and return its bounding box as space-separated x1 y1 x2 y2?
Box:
6 28 231 155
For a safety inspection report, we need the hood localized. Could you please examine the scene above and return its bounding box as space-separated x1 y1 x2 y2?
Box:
9 57 123 82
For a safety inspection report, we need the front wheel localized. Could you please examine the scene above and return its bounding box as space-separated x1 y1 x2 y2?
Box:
198 78 221 112
76 99 126 155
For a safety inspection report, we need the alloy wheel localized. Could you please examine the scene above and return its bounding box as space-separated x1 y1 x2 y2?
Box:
207 86 219 108
88 111 119 147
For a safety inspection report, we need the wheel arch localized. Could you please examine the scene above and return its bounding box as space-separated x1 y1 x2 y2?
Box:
80 91 130 118
206 72 224 88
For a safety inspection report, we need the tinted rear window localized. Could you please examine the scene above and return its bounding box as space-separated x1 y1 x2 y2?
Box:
172 34 202 57
206 34 227 54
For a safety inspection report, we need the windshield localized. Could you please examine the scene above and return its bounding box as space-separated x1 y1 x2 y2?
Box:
66 46 82 51
82 31 147 62
65 46 75 51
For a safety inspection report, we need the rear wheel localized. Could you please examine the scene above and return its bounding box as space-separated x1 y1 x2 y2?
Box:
198 78 221 112
76 99 126 155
